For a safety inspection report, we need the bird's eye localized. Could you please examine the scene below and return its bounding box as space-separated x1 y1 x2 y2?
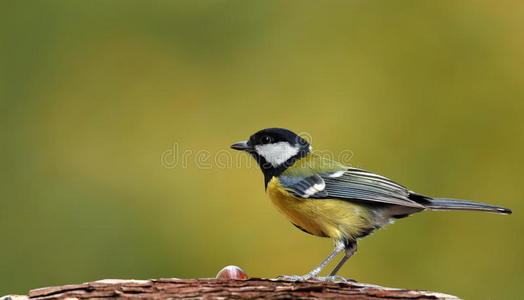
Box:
261 135 272 144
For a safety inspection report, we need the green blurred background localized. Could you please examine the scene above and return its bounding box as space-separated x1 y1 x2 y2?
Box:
1 1 523 299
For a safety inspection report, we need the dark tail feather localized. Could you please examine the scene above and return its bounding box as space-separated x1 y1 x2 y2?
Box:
426 198 512 215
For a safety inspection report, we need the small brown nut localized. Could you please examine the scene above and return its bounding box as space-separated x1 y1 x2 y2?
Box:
216 265 249 280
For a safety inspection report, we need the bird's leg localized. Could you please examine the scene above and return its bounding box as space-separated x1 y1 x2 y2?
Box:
328 241 357 277
278 241 345 281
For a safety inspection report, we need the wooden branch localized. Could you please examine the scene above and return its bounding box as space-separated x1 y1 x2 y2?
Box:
1 265 461 300
2 278 461 300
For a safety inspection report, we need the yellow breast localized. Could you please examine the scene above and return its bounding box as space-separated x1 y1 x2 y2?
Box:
267 177 374 241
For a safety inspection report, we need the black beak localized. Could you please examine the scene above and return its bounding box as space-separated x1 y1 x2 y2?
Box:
230 140 250 151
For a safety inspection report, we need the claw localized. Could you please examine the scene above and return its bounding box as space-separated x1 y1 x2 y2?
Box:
276 275 353 282
276 275 313 281
314 275 348 282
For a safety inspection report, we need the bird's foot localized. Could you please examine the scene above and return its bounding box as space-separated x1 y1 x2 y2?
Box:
277 274 313 281
277 275 353 282
313 275 351 282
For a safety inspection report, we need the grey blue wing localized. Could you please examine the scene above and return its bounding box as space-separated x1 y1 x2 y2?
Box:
279 174 328 198
279 168 425 209
321 168 425 208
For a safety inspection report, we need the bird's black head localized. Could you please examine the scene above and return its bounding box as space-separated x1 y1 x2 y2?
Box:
231 128 311 185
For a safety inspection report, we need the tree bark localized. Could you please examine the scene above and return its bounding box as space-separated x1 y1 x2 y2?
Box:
2 278 461 300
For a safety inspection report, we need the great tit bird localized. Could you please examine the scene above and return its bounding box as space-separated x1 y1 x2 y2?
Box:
231 128 512 281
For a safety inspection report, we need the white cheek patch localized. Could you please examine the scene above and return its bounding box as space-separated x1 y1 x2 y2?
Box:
255 142 300 167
